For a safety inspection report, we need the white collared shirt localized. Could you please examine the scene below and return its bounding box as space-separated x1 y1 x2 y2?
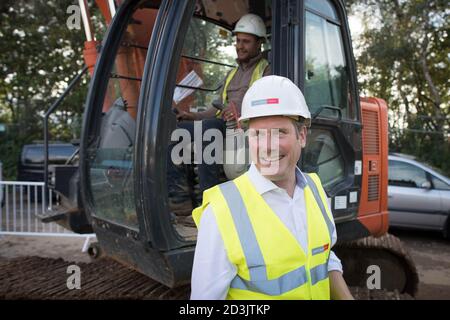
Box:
190 164 343 300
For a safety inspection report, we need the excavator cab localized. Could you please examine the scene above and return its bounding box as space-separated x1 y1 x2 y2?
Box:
79 0 389 288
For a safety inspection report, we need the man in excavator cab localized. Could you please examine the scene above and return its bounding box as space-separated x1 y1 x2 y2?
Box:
168 13 271 223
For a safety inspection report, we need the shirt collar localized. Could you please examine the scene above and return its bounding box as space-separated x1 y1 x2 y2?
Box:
247 163 308 195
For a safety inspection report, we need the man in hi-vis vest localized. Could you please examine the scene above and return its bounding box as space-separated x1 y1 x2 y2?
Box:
177 13 270 123
191 76 354 300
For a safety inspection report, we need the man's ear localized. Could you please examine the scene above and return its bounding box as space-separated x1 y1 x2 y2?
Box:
300 126 307 148
257 37 265 49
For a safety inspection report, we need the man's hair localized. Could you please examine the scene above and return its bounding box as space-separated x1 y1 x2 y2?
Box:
257 36 266 44
291 117 307 139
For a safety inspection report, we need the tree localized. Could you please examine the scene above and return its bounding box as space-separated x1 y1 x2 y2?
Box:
346 0 450 175
0 1 90 179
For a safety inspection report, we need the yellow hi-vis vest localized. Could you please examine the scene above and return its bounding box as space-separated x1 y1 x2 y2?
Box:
221 58 269 105
193 172 335 300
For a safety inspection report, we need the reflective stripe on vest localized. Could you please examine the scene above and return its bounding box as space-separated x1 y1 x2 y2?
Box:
310 262 329 285
219 181 267 280
213 173 333 298
304 174 335 238
221 58 269 105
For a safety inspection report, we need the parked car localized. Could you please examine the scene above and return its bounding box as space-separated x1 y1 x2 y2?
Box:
17 143 77 182
388 153 450 238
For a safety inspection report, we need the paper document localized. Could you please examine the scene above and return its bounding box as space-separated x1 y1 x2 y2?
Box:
173 70 203 104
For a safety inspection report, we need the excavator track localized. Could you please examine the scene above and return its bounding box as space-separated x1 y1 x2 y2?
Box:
334 233 419 297
0 256 190 300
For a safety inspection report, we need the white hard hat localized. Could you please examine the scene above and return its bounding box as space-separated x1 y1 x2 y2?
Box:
233 14 266 38
239 75 311 127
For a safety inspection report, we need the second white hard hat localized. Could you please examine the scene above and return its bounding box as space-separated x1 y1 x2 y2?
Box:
233 14 267 38
239 76 311 127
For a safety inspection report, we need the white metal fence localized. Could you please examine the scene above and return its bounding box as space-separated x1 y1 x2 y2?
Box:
0 180 95 252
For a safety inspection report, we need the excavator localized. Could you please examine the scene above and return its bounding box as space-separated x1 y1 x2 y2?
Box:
42 0 419 297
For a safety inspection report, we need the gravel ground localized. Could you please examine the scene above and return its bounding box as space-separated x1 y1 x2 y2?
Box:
0 229 449 300
0 235 92 263
390 228 450 300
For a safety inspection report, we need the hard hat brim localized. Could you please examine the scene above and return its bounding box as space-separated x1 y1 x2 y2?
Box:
232 30 266 39
239 114 311 127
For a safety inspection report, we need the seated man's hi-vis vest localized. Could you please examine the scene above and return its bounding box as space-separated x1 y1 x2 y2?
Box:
193 172 335 300
217 58 269 119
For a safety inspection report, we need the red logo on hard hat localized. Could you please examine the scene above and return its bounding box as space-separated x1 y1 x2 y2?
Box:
266 98 279 104
323 243 329 251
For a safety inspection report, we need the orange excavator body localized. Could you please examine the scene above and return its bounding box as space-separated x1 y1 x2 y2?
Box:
358 97 390 237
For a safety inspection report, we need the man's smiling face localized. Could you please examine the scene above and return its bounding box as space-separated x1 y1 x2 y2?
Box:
235 32 261 63
249 116 307 181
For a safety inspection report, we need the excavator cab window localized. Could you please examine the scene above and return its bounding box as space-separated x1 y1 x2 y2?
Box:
300 0 360 203
167 17 237 238
166 1 273 241
302 129 345 188
298 0 362 222
173 18 236 114
304 0 356 121
85 1 160 230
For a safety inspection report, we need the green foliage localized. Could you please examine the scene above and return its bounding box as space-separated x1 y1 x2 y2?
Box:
347 0 450 176
0 127 23 181
0 0 90 179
